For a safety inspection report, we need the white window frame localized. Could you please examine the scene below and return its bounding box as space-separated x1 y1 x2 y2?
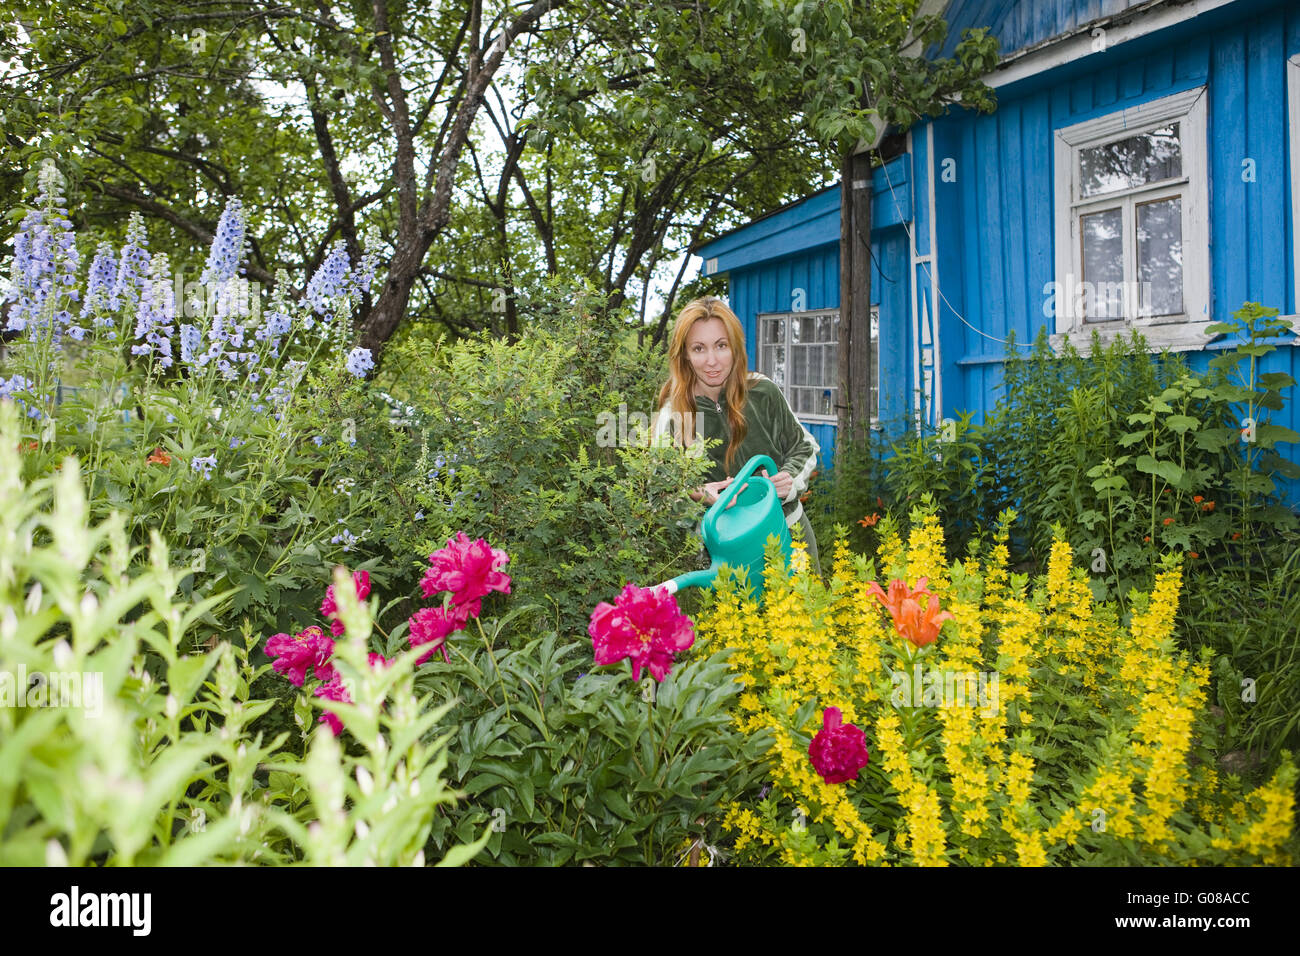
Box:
755 307 879 425
1051 86 1211 352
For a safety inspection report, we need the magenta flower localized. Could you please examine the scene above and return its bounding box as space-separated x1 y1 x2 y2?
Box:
588 583 695 682
314 673 351 736
408 604 471 665
314 653 391 736
420 532 511 615
321 569 372 636
266 625 334 687
808 707 871 785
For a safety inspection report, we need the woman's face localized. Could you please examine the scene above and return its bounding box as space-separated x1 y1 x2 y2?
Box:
685 317 733 392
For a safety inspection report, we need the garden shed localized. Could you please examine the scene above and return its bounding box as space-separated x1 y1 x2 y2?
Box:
694 0 1300 505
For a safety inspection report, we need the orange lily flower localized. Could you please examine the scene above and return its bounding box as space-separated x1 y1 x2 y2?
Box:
858 513 880 527
146 447 172 465
866 577 934 620
893 594 954 649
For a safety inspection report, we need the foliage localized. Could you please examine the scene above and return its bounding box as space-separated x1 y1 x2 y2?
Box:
1 0 997 354
394 288 714 635
701 498 1297 866
0 402 482 865
385 619 769 866
0 167 410 658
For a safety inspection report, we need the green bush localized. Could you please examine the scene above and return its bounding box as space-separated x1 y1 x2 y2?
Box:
0 401 482 865
385 618 769 866
391 290 713 636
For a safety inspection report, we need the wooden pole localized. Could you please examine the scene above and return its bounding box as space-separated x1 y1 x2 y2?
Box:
837 148 874 462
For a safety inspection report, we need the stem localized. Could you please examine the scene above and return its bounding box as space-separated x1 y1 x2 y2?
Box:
476 616 511 719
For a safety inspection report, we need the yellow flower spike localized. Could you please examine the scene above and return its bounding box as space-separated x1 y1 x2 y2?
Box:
904 511 950 595
696 511 1294 868
876 520 906 581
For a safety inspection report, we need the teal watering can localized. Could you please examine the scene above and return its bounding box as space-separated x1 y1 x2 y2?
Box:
658 454 793 600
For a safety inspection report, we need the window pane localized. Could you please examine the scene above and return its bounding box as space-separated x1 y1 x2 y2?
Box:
799 315 817 343
763 319 781 344
1080 123 1181 197
1137 196 1183 316
1080 207 1125 320
768 345 786 388
792 345 808 386
817 313 836 342
808 345 824 386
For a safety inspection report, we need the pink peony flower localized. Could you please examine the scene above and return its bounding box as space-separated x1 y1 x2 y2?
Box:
266 625 335 687
314 673 351 736
408 603 471 665
321 569 372 636
313 653 390 735
420 533 511 615
588 583 695 682
808 707 870 784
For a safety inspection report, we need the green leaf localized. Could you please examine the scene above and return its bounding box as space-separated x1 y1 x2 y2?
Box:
436 824 492 867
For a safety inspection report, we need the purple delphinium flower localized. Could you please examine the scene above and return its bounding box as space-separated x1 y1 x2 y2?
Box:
112 213 151 315
191 455 217 480
344 346 374 378
199 197 246 289
179 324 202 365
4 161 80 340
132 253 176 369
351 251 380 299
303 240 351 315
81 241 118 324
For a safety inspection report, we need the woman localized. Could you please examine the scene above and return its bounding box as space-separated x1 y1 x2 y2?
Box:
652 295 821 570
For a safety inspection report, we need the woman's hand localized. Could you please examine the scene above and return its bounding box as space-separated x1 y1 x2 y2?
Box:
759 467 795 500
692 477 744 508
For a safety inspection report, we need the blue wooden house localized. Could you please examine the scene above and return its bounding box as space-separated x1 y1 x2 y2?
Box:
693 0 1300 501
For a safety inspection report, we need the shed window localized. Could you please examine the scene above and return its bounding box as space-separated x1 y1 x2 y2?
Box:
756 307 878 424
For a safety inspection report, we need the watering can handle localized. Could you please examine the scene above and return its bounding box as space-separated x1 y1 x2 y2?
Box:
701 454 778 544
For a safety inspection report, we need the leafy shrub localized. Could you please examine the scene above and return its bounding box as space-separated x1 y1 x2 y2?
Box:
1 164 404 653
0 402 481 865
702 499 1297 865
391 293 713 635
401 622 770 866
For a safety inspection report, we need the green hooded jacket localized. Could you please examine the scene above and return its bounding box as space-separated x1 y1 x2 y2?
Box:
653 371 821 528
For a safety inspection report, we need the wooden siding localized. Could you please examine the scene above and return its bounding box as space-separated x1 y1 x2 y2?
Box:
929 0 1300 503
932 0 1153 61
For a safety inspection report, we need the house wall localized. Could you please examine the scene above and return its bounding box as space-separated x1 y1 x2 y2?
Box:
929 0 1300 503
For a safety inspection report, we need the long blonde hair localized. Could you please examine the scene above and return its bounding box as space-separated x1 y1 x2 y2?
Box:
656 296 749 474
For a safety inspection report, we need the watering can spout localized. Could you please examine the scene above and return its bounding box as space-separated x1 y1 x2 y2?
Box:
659 568 718 594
